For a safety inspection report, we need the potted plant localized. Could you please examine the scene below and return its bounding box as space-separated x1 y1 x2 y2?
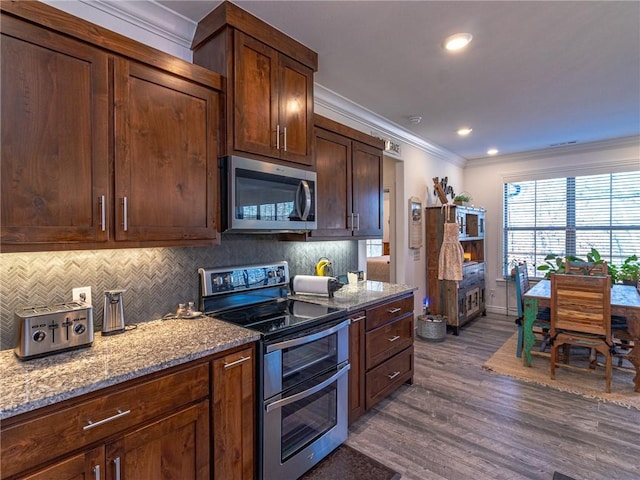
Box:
453 193 471 206
618 254 639 285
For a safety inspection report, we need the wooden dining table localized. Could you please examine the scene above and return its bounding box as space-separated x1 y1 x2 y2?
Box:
523 279 640 392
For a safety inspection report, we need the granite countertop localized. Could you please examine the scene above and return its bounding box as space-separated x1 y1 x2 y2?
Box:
290 280 417 311
1 281 417 421
0 316 260 420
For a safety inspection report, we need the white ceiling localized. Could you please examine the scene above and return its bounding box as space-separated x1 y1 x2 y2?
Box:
156 0 640 161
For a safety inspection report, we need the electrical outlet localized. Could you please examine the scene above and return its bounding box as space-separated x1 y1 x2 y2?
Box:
72 286 92 306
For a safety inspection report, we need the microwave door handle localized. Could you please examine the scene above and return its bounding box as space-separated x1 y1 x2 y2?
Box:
296 180 312 220
264 363 350 413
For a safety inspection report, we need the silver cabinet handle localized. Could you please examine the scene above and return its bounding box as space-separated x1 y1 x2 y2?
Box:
265 363 350 413
351 315 366 323
355 213 360 231
387 335 400 342
283 126 287 152
93 465 100 480
387 371 401 380
387 307 401 314
266 319 350 353
83 409 131 430
100 195 106 232
276 124 280 150
224 356 251 369
114 457 121 480
122 197 128 232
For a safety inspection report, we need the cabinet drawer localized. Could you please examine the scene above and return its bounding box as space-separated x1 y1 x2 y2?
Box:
365 346 413 410
366 295 414 331
1 362 209 479
365 314 413 370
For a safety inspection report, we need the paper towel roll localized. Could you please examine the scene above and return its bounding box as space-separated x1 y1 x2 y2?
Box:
291 275 331 295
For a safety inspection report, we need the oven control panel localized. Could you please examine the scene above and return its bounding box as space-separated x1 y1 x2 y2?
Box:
199 261 290 297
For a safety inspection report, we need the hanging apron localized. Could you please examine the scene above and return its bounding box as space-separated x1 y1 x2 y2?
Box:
438 205 464 281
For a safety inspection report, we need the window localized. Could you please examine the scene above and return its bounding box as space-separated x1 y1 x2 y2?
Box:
503 171 640 277
366 239 383 257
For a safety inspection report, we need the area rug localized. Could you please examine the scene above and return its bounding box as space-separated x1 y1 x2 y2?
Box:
300 444 401 480
482 333 639 410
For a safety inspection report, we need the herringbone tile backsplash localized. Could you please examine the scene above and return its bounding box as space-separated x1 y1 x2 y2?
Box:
0 236 357 351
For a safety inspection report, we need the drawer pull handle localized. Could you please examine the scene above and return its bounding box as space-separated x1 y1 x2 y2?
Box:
387 371 401 380
93 465 100 480
387 335 400 342
224 356 251 368
351 315 366 323
387 308 401 314
83 409 131 431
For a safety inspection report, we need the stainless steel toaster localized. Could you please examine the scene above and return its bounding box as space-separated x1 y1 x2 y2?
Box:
15 302 94 360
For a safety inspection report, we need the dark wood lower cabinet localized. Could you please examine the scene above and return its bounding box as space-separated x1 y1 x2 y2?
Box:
212 347 255 480
348 294 415 425
1 345 255 480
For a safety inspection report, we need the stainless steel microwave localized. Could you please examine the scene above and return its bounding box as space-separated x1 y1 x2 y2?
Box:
221 156 317 232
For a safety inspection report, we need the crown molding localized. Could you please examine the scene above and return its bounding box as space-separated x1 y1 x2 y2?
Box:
314 84 466 167
83 0 197 47
467 135 640 168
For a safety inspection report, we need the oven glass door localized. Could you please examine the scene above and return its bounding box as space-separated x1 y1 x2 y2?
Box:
263 363 349 479
263 319 350 400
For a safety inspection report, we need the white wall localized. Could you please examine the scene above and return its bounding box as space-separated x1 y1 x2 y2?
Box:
464 137 640 315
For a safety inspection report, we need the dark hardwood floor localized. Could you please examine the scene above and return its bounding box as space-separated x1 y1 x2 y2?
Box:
346 314 640 480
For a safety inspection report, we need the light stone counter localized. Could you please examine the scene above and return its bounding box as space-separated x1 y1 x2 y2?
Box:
0 316 260 420
1 281 415 421
290 280 417 311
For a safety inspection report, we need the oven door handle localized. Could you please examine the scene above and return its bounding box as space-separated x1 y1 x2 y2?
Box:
265 318 351 353
264 363 350 413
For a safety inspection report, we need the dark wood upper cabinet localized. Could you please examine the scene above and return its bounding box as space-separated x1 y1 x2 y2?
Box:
192 1 317 168
114 58 219 242
310 115 384 239
0 2 223 251
1 15 110 245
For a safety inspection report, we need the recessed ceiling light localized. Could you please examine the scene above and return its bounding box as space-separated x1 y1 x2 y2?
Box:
444 33 473 51
487 148 499 155
457 127 473 136
408 115 422 125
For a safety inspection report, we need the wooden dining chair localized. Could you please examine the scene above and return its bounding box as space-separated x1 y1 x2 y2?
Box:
514 261 551 357
550 273 613 393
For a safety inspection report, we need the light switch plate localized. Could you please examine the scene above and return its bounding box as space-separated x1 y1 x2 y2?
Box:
72 286 92 306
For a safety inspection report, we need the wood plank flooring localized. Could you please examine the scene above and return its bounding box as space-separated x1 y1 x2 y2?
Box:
346 314 640 480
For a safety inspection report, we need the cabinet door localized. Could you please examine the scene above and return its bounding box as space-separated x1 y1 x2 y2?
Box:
108 401 210 480
312 128 353 237
352 141 383 237
19 447 104 480
1 16 109 245
212 348 255 480
348 311 366 425
233 31 279 159
278 54 314 166
114 58 219 242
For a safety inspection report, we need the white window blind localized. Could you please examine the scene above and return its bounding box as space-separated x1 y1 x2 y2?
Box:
503 171 640 277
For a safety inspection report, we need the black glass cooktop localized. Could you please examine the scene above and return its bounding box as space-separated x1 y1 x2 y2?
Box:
212 298 344 337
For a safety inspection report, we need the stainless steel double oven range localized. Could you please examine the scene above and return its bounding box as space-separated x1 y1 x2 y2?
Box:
198 261 350 480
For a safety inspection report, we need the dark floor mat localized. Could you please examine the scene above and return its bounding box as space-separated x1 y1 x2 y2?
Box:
300 444 401 480
553 472 576 480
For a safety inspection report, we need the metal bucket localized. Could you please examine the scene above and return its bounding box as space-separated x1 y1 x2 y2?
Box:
417 315 447 342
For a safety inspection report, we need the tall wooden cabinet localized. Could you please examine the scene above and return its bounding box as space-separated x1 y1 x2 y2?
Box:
192 1 317 167
426 206 486 335
311 115 384 239
0 1 222 252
